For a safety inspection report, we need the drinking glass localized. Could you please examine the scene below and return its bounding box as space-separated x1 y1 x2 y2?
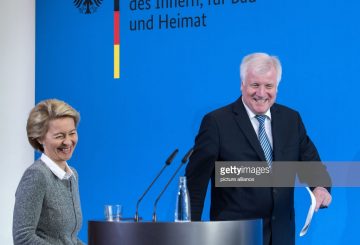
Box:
104 204 122 222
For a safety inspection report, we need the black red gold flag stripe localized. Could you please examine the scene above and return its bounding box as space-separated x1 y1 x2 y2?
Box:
114 0 120 78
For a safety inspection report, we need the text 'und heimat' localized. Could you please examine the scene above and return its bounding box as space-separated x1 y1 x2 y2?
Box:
129 13 207 31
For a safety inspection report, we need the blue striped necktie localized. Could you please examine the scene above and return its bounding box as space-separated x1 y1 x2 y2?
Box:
256 115 273 167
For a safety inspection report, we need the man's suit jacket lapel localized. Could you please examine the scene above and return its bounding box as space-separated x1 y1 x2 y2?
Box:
231 97 266 161
270 104 283 161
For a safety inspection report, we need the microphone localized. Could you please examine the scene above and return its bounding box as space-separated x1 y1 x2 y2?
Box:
134 148 179 222
152 147 194 222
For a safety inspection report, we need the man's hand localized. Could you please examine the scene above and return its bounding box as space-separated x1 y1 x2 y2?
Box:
313 187 332 212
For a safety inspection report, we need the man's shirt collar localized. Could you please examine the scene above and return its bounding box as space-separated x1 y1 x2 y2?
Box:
241 98 272 120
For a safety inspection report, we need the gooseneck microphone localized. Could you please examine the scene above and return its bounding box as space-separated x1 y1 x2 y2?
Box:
134 148 179 222
152 147 194 222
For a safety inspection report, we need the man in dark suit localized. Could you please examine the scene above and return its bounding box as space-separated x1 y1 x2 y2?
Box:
185 52 332 245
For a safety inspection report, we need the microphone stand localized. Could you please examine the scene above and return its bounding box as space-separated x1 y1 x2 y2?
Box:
152 148 193 222
134 149 178 222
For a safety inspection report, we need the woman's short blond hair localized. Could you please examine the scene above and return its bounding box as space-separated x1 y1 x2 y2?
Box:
26 99 80 152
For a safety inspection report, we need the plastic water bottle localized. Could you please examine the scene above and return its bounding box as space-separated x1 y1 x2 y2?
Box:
174 176 191 222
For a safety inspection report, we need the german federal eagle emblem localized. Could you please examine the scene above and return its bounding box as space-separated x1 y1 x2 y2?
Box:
73 0 103 14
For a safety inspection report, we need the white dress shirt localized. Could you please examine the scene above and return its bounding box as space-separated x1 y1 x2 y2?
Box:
41 153 75 180
242 99 273 148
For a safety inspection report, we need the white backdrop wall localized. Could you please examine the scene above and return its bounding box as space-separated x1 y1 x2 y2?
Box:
0 0 35 244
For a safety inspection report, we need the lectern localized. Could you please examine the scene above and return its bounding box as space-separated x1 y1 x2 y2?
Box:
88 220 262 245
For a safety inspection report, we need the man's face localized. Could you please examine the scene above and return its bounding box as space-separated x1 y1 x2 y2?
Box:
241 67 278 114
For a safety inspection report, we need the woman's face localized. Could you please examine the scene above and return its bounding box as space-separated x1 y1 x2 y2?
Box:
39 117 78 168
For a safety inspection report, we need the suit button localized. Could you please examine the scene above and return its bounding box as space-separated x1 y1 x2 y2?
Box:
273 189 277 194
272 216 276 221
